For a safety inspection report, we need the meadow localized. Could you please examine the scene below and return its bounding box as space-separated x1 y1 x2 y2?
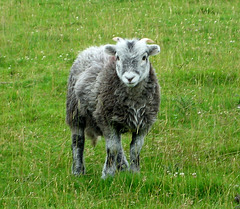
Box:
0 0 240 208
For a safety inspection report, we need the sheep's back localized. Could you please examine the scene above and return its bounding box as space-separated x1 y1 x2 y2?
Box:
66 46 110 126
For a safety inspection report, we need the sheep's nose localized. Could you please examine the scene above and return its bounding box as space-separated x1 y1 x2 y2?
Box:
126 76 134 83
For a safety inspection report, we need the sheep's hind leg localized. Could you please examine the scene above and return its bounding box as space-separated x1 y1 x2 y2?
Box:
71 126 85 175
116 147 129 171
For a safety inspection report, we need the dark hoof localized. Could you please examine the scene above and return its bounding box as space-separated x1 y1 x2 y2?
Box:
72 165 85 176
117 162 129 171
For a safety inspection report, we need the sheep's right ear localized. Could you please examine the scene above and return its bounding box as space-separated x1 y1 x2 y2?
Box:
104 45 116 56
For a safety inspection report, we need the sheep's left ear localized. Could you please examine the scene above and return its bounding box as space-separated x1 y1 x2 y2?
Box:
104 44 116 56
148 45 160 56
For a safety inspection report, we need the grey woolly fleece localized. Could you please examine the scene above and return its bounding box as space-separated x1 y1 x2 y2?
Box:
66 45 160 142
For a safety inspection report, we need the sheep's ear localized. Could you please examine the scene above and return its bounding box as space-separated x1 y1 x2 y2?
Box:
148 45 160 56
104 44 116 56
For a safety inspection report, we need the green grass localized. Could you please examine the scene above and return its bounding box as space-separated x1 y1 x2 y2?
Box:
1 0 240 208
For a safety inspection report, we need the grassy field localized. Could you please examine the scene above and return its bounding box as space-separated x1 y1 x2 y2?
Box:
1 0 240 208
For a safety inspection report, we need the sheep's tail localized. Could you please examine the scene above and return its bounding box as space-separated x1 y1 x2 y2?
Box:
66 74 78 128
85 127 101 147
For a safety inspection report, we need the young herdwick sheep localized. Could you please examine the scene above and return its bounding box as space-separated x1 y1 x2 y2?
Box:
66 37 161 179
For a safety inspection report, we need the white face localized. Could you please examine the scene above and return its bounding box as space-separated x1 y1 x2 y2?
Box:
105 39 160 87
115 51 149 87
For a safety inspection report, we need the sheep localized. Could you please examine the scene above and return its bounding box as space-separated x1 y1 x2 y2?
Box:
66 37 161 179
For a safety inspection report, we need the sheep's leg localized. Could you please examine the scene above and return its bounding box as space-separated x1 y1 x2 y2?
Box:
71 127 85 175
116 145 129 171
130 131 146 172
102 131 121 179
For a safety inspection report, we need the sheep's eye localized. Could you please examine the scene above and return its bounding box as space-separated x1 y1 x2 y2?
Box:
142 55 147 61
116 56 120 61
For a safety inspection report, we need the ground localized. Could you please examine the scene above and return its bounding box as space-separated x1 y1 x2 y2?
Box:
0 0 240 208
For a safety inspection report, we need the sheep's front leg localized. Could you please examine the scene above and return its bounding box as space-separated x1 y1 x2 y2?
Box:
130 131 146 172
102 131 121 179
71 127 85 175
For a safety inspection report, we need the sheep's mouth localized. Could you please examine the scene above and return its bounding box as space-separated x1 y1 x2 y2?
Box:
124 81 138 88
121 73 139 87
